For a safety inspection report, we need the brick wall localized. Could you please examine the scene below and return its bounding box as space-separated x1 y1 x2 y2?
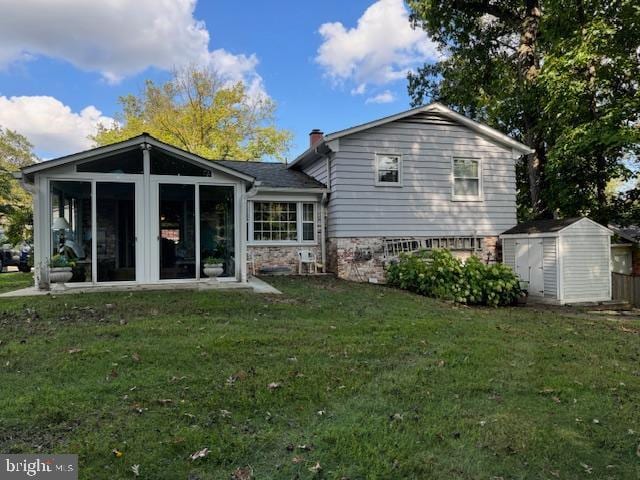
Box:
327 236 501 283
248 244 322 275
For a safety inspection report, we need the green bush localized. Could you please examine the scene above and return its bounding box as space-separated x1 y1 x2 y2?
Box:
386 249 521 307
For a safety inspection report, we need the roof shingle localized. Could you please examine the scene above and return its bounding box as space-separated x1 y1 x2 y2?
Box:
216 160 325 189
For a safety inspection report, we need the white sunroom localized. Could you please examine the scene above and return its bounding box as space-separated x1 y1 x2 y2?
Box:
19 134 255 289
501 217 613 304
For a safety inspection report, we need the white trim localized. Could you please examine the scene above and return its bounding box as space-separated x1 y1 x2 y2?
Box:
374 153 403 187
451 156 483 202
248 199 320 245
22 135 255 184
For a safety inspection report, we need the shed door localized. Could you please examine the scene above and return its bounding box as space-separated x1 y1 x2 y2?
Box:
515 240 530 282
515 239 544 297
528 239 544 296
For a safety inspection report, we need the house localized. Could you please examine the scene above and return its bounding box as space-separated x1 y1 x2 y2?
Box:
501 217 613 304
18 103 533 290
608 224 640 306
608 224 640 276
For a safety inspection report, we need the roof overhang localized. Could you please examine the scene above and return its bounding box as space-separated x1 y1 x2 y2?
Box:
288 102 535 169
19 134 256 184
500 217 613 238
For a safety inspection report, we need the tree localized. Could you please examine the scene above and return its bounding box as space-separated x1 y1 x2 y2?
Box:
407 0 549 218
407 0 640 223
539 2 640 223
94 66 292 162
0 127 36 244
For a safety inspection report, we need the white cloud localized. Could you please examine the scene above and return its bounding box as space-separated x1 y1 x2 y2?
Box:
316 0 440 90
365 90 396 104
0 0 265 96
350 84 367 96
0 96 115 157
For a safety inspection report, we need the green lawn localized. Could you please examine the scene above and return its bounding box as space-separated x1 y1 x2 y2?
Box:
0 275 638 479
0 271 34 294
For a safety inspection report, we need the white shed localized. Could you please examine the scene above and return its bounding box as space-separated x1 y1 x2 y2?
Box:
500 217 613 304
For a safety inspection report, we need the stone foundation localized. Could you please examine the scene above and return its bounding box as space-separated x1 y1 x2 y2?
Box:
248 245 322 275
327 236 501 283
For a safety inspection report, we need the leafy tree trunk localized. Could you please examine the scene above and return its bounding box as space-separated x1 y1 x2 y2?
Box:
518 0 547 217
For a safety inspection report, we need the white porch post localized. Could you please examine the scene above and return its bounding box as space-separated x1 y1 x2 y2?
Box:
141 144 151 282
239 185 248 283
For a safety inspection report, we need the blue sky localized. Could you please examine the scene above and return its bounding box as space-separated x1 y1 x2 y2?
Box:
0 0 439 160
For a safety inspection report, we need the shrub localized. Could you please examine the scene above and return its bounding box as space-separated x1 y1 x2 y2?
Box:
49 254 75 268
387 249 521 307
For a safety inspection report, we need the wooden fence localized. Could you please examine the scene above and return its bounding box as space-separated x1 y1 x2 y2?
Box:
611 273 640 306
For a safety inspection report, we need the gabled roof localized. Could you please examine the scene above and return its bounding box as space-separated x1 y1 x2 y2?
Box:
608 224 640 244
217 160 326 189
501 217 612 236
289 102 535 168
19 134 255 183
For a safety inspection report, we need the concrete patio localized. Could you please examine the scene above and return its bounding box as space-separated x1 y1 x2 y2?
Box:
0 276 281 298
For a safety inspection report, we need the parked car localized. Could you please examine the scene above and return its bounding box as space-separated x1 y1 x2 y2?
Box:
0 243 32 272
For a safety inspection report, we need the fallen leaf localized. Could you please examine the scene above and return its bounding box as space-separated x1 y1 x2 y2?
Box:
157 399 173 405
189 448 209 461
220 409 232 418
231 466 253 480
131 464 140 476
108 369 118 380
552 396 561 404
550 470 560 478
297 444 313 451
309 462 322 474
636 443 640 457
131 352 140 362
267 382 281 390
112 449 123 458
67 348 82 354
580 463 593 474
592 419 600 425
390 413 403 421
292 456 304 464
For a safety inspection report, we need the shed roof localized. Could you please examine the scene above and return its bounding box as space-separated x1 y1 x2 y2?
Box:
501 217 585 235
217 160 325 189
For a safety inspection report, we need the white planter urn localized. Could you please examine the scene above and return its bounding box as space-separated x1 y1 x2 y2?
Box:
203 263 223 280
49 267 73 288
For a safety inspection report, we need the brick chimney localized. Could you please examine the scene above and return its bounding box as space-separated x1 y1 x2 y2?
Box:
309 129 324 147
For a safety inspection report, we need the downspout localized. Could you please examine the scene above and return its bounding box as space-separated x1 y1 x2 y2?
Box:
321 192 328 273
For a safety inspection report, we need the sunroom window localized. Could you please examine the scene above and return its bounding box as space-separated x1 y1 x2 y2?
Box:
453 158 481 200
252 201 317 243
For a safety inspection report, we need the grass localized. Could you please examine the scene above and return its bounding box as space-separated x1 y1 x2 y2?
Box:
0 274 638 479
0 271 34 294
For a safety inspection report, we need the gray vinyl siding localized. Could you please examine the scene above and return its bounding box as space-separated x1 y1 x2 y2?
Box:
324 113 518 237
542 238 558 299
302 158 328 186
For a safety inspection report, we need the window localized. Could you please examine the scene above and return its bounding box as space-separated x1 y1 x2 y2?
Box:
251 201 317 243
375 154 401 185
253 202 298 241
77 149 143 174
151 150 212 177
453 158 481 200
302 203 315 241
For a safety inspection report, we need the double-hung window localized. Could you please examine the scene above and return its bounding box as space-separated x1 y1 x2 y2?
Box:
452 158 482 200
252 201 316 243
375 154 402 185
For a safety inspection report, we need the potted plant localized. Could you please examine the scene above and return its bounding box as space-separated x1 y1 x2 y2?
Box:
49 254 75 287
203 256 224 279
